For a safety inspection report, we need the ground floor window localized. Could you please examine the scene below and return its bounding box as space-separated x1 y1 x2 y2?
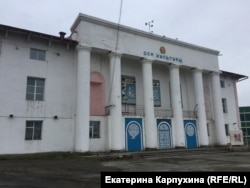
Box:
25 121 42 140
89 121 100 138
225 124 229 136
207 123 210 136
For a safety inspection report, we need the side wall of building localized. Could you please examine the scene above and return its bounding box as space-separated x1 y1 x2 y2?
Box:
221 76 241 143
0 35 76 154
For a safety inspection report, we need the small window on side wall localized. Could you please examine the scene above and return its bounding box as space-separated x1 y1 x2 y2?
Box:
25 121 42 140
26 77 45 101
89 121 100 138
30 48 46 61
222 98 228 113
225 124 229 136
207 123 210 136
220 80 225 88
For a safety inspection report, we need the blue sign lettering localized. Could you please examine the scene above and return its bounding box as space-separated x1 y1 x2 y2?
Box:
143 51 183 63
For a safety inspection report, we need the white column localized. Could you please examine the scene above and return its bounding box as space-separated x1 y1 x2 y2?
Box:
169 64 185 148
211 72 227 145
142 59 157 149
109 52 123 151
75 45 91 152
192 69 209 146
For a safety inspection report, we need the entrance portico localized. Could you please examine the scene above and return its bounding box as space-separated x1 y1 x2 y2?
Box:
73 13 229 152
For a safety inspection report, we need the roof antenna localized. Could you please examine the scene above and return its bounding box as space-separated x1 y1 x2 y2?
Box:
145 20 154 33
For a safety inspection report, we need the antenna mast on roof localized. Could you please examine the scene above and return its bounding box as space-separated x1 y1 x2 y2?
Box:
145 20 154 33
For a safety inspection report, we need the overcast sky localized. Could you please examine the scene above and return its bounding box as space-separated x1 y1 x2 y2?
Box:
1 0 250 106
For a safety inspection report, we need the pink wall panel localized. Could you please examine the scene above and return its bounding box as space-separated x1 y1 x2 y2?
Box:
90 72 105 116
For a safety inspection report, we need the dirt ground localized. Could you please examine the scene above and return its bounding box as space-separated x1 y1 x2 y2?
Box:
0 150 250 187
0 153 118 188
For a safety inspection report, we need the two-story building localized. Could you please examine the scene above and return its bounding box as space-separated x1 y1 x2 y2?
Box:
0 13 247 154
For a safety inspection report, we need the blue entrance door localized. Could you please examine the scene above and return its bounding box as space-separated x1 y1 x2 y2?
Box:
184 120 198 148
125 118 143 152
157 119 172 149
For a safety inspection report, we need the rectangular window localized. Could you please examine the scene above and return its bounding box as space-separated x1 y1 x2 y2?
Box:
180 83 183 108
25 121 42 140
153 80 161 107
220 80 225 88
89 121 100 138
225 124 229 136
26 77 45 101
30 48 46 61
121 75 136 105
222 98 228 113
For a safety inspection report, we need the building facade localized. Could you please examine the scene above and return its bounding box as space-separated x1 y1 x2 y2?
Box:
240 106 250 145
0 13 247 154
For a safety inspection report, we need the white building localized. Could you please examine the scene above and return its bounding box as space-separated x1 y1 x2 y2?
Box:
0 13 247 154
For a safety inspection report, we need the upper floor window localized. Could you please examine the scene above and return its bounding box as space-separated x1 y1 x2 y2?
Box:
30 48 46 61
220 80 225 88
222 98 228 113
153 80 161 107
26 77 45 101
121 75 136 105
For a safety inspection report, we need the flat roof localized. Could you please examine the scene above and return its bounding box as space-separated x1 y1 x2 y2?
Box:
220 70 248 82
71 13 220 55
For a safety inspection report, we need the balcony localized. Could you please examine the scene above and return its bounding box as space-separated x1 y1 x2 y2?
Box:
105 104 213 120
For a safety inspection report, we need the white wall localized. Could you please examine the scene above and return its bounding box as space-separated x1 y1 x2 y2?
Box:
74 17 220 72
221 76 240 143
89 116 108 152
0 36 76 154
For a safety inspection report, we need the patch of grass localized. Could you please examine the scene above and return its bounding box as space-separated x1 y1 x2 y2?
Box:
0 152 97 161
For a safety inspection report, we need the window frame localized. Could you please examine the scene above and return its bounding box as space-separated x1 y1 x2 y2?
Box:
153 79 161 107
222 98 228 113
225 124 229 136
30 48 46 61
26 77 45 101
25 121 42 140
121 75 136 105
89 121 100 139
220 80 225 88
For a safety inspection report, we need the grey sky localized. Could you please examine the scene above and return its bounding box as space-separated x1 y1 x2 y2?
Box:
1 0 249 106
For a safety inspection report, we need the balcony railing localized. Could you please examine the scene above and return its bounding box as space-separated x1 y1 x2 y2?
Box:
105 104 213 120
106 105 173 117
